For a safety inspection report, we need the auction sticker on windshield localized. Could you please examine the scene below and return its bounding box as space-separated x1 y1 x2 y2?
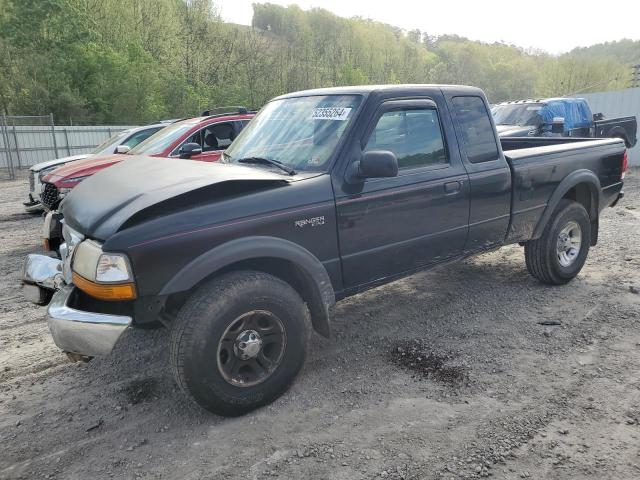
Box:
312 107 352 121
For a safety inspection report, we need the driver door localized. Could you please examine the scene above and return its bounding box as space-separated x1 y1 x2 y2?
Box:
334 97 470 290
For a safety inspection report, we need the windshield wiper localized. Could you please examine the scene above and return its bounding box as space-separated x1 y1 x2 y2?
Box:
236 157 296 176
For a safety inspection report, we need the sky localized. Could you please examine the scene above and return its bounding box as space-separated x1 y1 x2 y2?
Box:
215 0 640 54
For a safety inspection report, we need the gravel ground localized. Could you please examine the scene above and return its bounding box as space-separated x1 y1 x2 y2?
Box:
1 170 639 480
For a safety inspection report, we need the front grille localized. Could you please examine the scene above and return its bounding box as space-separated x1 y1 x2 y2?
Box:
41 182 60 209
29 172 35 192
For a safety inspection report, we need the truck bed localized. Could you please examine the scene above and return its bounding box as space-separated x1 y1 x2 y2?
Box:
500 137 626 243
594 115 637 148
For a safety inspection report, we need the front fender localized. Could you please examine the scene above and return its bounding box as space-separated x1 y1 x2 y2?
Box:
160 236 336 336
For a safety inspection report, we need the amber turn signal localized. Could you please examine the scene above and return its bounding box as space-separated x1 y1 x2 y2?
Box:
72 272 137 301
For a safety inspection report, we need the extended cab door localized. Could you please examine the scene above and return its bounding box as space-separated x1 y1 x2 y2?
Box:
444 93 512 250
334 95 470 290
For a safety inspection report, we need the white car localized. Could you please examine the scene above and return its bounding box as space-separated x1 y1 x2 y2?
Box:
24 122 175 212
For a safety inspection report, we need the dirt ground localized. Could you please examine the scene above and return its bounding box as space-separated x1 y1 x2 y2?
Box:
1 170 639 480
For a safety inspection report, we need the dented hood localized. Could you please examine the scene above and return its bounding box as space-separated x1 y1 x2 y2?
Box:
61 156 289 239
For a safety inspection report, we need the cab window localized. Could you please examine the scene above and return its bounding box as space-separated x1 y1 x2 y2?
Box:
452 96 499 163
365 108 447 170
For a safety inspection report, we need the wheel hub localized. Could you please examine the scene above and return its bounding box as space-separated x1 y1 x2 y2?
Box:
556 221 582 267
217 310 287 388
233 330 262 360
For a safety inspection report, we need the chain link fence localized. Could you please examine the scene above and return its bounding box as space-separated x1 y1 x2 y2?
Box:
0 115 133 180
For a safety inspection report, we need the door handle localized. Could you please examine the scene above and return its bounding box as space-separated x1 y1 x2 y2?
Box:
444 181 461 194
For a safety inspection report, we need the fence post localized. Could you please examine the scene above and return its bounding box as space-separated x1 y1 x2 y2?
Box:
63 128 72 156
11 118 22 169
0 115 15 180
49 113 59 158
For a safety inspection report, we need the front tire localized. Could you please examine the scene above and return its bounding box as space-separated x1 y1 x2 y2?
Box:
525 200 591 285
169 270 310 416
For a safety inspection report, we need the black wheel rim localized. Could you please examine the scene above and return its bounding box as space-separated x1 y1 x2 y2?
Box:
216 310 287 387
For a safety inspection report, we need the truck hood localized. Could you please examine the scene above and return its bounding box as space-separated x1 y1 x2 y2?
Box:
29 153 92 172
61 156 290 240
495 124 536 137
43 154 124 186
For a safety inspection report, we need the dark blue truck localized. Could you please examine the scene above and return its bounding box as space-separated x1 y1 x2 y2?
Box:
22 85 627 415
492 97 637 148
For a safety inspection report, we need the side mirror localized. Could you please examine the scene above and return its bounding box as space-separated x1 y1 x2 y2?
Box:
347 150 398 183
551 117 565 134
593 112 604 121
179 142 203 159
115 145 130 154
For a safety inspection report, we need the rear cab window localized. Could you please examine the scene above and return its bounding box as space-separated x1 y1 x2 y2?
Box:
452 96 499 163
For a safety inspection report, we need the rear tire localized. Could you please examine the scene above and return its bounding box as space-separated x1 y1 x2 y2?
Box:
525 200 591 285
169 270 310 416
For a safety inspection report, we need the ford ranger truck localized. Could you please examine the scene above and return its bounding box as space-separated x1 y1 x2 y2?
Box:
21 85 627 416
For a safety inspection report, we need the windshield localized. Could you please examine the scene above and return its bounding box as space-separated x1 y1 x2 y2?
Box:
492 104 544 127
127 122 195 156
224 94 362 172
93 130 129 155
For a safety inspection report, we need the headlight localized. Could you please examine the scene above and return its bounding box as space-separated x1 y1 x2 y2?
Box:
72 240 136 300
96 254 133 282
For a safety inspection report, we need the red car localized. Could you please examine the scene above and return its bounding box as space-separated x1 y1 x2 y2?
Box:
40 109 254 211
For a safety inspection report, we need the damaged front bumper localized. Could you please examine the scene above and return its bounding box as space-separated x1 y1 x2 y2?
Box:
22 253 131 358
21 254 64 304
47 286 132 357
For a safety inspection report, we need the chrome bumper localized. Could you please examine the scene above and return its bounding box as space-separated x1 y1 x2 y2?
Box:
22 253 64 298
47 286 132 356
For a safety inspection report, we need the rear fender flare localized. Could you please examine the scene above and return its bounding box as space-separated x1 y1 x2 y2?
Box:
160 236 336 337
532 169 601 240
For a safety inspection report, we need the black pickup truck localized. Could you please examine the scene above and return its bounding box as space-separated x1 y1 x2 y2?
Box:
492 97 637 148
22 85 627 416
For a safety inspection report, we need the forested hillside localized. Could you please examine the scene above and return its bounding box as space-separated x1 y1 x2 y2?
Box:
569 39 640 65
0 0 635 124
